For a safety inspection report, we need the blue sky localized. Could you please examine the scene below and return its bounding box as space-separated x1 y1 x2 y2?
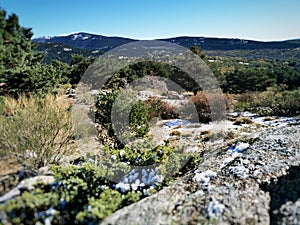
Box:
1 0 300 41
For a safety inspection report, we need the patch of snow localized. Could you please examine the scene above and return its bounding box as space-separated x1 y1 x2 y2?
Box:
119 150 126 157
242 111 257 117
229 165 249 179
220 152 242 169
193 170 217 187
220 143 249 169
115 182 130 193
45 207 56 216
239 61 250 65
252 117 297 128
72 34 80 40
115 168 164 193
142 168 163 185
128 170 139 183
228 142 250 154
42 36 52 40
63 48 72 52
227 112 239 117
165 119 190 128
252 169 262 178
56 32 79 37
206 199 225 218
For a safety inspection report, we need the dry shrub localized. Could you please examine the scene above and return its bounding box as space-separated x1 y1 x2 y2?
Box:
0 94 74 170
170 130 181 136
145 97 178 120
233 87 300 116
233 117 254 125
190 91 232 123
233 92 260 111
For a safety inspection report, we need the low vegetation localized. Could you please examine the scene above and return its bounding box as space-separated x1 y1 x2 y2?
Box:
0 7 300 225
0 94 74 170
0 140 201 225
234 86 300 116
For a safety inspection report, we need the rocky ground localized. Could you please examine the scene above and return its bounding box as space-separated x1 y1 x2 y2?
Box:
100 119 300 225
1 89 300 225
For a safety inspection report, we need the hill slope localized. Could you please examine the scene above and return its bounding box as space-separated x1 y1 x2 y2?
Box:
33 33 300 62
34 32 300 51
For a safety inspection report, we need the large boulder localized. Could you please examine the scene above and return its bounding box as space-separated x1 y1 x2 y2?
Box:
101 124 300 225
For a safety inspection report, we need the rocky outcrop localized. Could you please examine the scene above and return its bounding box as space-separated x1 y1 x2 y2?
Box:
0 175 55 203
101 123 300 225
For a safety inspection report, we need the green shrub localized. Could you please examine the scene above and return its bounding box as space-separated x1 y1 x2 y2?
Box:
129 100 150 138
0 161 150 224
95 90 150 146
0 94 74 169
107 140 176 166
0 139 202 224
234 86 300 116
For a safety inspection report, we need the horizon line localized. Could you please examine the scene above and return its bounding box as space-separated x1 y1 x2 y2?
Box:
33 31 300 43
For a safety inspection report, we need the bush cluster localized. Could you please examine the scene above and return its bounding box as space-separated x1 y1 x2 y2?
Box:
234 86 300 116
189 91 233 123
0 140 201 224
95 91 181 147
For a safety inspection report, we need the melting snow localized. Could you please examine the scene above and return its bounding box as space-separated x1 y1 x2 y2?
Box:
193 170 217 187
119 150 126 157
115 168 163 193
206 199 225 218
242 111 257 117
220 143 249 169
252 117 297 128
229 165 249 179
165 119 190 128
63 48 72 52
71 34 80 40
228 142 250 154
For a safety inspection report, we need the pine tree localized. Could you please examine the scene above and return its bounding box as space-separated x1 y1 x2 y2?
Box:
0 8 68 97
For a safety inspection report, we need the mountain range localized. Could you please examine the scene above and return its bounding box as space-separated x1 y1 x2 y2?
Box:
34 32 300 51
33 32 300 63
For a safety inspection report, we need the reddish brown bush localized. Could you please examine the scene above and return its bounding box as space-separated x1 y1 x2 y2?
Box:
189 91 233 123
145 97 178 120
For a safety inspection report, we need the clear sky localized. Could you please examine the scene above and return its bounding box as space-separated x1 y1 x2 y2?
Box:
1 0 300 41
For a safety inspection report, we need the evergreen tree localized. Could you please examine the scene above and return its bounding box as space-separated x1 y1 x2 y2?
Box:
0 8 69 96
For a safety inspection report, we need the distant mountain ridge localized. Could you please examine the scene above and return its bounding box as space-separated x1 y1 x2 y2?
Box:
33 32 300 52
34 32 136 51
